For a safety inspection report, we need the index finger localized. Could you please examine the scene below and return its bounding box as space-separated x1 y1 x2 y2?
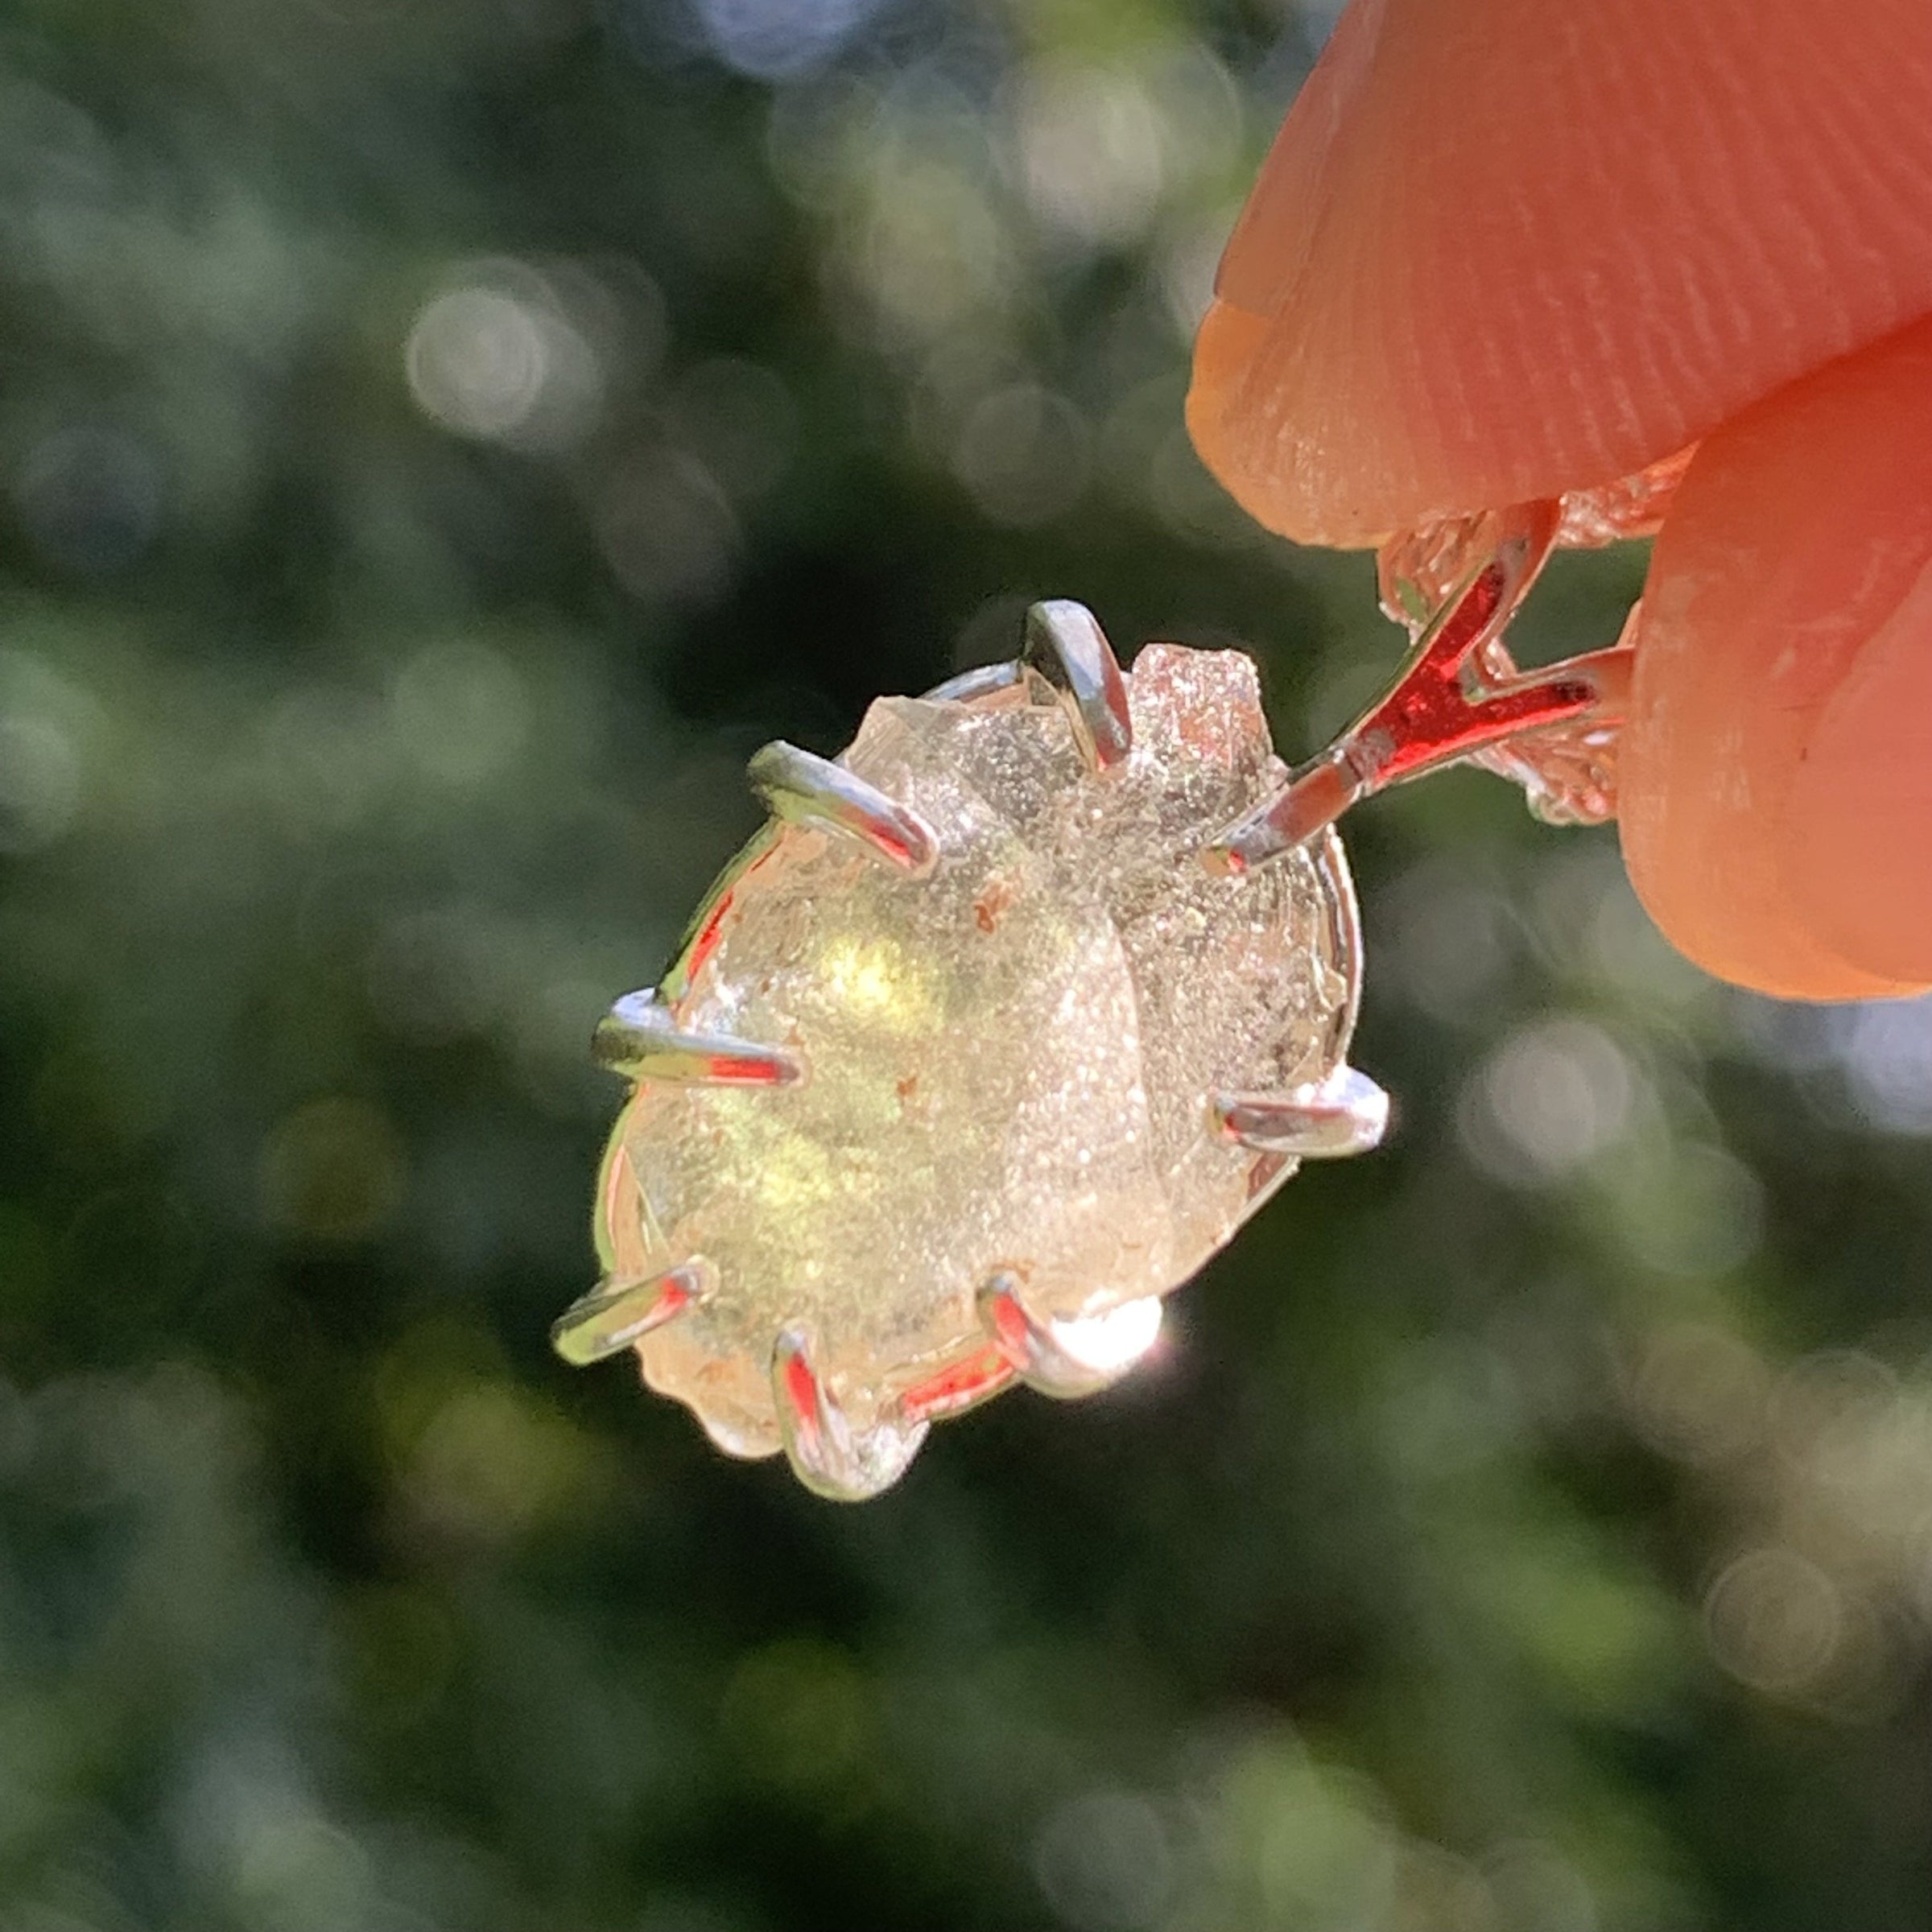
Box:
1188 0 1932 547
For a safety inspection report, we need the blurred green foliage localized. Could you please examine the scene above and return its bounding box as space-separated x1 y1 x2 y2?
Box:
1 1 1931 1928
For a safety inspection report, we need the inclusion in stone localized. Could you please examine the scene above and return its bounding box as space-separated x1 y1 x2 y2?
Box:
571 605 1373 1496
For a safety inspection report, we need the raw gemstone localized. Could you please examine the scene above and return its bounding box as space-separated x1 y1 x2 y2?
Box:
598 644 1358 1459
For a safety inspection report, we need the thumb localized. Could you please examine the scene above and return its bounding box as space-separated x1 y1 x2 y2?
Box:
1622 316 1932 997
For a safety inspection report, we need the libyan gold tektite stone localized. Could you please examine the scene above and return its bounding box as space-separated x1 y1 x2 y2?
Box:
594 643 1360 1474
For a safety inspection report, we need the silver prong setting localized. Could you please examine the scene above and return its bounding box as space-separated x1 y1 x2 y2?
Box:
1022 600 1133 773
551 1259 712 1365
593 989 803 1087
747 740 939 876
924 661 1024 704
771 1329 929 1501
1214 1066 1390 1159
1203 750 1367 877
898 1345 1017 1424
978 1272 1163 1399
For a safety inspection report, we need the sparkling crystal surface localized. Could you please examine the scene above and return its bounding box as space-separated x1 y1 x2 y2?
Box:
1375 448 1692 630
600 645 1357 1457
1556 444 1695 546
1471 721 1621 826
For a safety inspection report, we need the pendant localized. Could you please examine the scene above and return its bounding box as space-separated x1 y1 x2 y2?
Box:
556 490 1651 1498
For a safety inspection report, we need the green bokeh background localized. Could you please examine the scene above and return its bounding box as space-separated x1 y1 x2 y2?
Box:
2 2 1930 1928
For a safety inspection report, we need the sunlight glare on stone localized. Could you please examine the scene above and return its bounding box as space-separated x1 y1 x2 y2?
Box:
1050 1296 1163 1377
819 934 932 1027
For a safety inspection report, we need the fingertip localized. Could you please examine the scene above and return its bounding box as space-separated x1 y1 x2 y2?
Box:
1185 300 1268 493
1618 819 1916 1002
1192 0 1932 542
1187 299 1355 545
1620 318 1932 999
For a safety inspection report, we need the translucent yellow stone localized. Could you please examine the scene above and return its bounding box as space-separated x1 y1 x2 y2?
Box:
595 643 1359 1473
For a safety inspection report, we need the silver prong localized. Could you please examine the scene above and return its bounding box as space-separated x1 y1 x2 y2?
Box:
1022 600 1133 773
924 661 1024 704
898 1344 1016 1424
592 989 802 1087
1213 1067 1389 1158
1202 749 1368 877
748 741 939 876
551 1259 712 1365
977 1273 1163 1399
771 1329 928 1501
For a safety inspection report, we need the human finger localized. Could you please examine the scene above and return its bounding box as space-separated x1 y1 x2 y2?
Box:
1620 315 1932 998
1188 0 1932 546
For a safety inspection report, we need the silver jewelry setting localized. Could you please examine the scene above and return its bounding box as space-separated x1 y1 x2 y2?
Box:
561 497 1638 1498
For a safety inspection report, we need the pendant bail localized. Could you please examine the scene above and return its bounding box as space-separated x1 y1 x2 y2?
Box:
1206 497 1637 870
